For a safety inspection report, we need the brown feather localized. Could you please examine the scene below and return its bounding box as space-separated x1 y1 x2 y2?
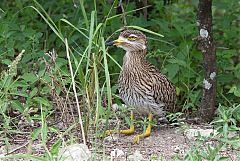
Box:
116 30 176 116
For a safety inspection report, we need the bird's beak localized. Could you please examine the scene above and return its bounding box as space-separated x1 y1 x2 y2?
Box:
106 39 124 46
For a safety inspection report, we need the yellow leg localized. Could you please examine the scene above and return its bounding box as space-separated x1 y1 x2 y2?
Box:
105 111 135 135
120 111 135 135
133 113 152 144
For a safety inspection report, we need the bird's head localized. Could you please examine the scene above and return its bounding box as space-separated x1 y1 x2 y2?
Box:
107 30 147 52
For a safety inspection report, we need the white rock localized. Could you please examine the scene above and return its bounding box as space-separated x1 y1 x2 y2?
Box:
104 135 118 142
112 104 119 111
0 154 5 158
128 150 144 161
58 144 91 161
173 145 180 153
110 148 125 161
185 128 217 140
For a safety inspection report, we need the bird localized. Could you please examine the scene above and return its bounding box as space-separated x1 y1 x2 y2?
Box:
106 29 176 143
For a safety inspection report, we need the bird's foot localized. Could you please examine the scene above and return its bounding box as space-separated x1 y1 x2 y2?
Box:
133 135 141 144
133 113 152 144
120 125 135 135
133 128 151 144
105 111 135 136
105 125 135 136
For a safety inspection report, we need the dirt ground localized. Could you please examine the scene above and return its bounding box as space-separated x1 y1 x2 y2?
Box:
90 121 239 161
100 125 189 160
0 118 239 161
89 115 240 161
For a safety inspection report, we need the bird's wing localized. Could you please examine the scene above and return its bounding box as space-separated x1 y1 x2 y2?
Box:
147 64 177 112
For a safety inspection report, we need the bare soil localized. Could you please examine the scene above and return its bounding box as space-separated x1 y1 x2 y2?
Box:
0 117 239 161
100 125 189 160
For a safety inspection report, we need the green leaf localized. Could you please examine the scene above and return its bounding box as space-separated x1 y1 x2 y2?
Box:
167 59 187 67
22 73 38 83
38 68 46 78
41 122 48 144
12 80 28 88
127 25 164 37
31 128 41 140
11 100 24 113
176 87 181 96
1 59 12 65
166 63 179 79
223 123 228 138
29 87 38 98
10 91 28 97
228 85 240 97
218 157 230 161
50 139 62 155
33 97 51 107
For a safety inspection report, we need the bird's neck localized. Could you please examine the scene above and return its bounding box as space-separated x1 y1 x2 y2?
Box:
123 49 147 68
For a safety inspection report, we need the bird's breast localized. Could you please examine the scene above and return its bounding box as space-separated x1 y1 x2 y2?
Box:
118 70 166 116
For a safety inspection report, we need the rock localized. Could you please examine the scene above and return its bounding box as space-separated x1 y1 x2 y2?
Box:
128 150 144 161
0 154 5 158
104 135 118 142
184 128 217 140
58 143 91 161
173 145 180 153
112 104 119 111
110 148 125 161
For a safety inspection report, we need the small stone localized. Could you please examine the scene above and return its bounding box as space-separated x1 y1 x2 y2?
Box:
206 141 213 145
184 128 217 140
110 148 125 160
173 145 180 153
104 135 118 142
58 143 91 161
179 149 185 157
128 150 144 161
0 154 5 158
112 104 119 111
145 136 151 141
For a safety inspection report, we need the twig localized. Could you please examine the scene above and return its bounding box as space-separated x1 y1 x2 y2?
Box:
4 141 30 155
65 38 86 145
118 0 127 26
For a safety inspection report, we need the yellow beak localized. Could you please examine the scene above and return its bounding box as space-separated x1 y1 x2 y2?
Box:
106 39 124 46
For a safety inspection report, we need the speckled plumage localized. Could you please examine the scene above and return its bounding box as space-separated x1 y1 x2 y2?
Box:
117 30 176 116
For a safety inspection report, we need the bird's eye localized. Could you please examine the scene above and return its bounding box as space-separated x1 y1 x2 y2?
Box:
128 36 137 41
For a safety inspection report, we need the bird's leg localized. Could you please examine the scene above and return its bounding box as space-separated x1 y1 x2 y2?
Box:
133 113 152 144
105 111 135 135
120 111 135 135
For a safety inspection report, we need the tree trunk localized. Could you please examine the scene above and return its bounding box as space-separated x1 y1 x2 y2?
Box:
197 0 217 122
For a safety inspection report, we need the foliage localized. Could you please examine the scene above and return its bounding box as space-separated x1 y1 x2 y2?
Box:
179 104 240 161
0 0 239 160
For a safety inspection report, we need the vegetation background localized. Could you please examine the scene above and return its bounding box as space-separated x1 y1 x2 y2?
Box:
0 0 239 160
